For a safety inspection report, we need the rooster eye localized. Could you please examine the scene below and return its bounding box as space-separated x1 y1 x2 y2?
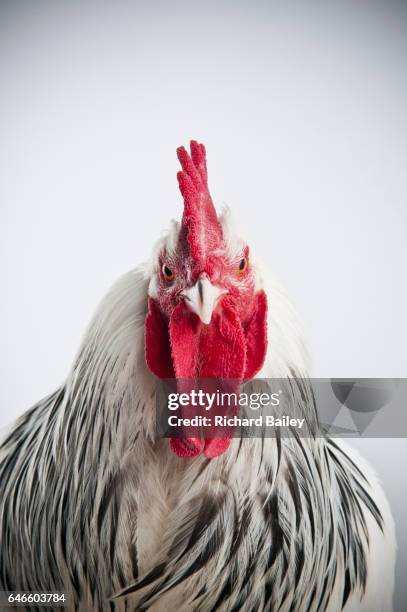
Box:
238 257 248 274
162 264 174 281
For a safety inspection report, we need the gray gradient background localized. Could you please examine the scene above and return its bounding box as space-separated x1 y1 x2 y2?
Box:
1 0 406 609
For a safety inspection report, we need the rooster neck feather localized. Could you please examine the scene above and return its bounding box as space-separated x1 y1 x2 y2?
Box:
0 263 395 611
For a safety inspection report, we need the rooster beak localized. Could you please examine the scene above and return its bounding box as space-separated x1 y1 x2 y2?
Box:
181 276 227 325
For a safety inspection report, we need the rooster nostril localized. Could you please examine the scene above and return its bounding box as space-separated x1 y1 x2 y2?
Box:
198 280 204 304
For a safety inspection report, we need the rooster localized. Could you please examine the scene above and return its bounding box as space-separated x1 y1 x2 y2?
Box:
0 141 396 611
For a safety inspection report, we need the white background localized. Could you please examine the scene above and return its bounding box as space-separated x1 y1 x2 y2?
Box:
1 1 406 608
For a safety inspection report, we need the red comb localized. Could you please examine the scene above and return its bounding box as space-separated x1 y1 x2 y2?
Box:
177 140 222 263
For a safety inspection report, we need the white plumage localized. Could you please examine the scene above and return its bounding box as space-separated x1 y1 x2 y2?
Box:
0 143 396 611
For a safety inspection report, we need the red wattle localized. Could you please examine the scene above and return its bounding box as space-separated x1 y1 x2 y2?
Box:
145 298 174 378
168 298 246 458
170 438 204 458
144 292 268 460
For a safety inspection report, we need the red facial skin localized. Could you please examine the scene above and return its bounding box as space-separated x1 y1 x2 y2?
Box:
156 244 255 327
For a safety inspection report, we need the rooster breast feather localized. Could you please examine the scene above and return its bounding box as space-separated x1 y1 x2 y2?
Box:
0 263 396 612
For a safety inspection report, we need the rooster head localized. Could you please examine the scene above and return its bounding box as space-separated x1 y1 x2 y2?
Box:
145 141 268 459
